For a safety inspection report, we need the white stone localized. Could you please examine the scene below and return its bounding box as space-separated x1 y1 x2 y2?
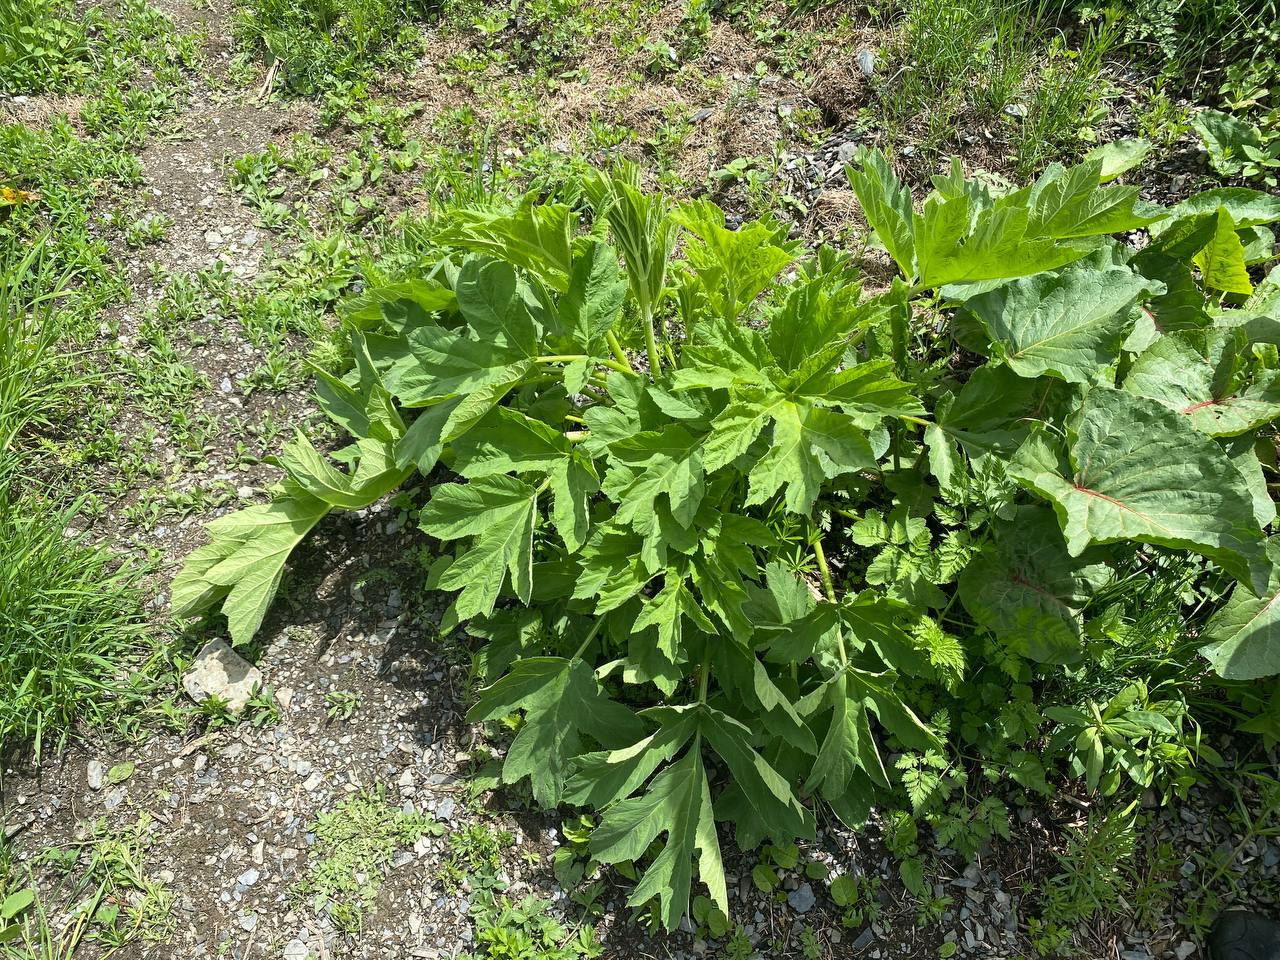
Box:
181 639 263 713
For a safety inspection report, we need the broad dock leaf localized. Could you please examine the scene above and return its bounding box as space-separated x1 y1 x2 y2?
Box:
1009 388 1266 591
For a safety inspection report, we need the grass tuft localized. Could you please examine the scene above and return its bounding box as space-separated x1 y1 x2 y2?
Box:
0 242 153 760
0 476 152 759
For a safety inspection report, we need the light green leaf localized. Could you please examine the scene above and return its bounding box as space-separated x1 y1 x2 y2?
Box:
374 324 533 411
454 256 542 355
572 523 655 613
796 359 922 421
755 403 876 512
633 573 713 664
395 398 461 472
1241 225 1276 265
1194 208 1253 295
830 874 858 906
311 366 374 440
676 201 800 322
453 407 572 476
1 888 35 924
280 431 410 509
1023 159 1162 238
1247 267 1280 315
844 149 917 279
436 195 574 291
172 493 332 646
966 266 1158 383
550 458 598 553
846 665 939 751
1224 434 1276 530
338 278 457 330
1159 188 1280 233
752 863 779 892
561 240 627 349
915 197 1096 289
602 424 705 528
765 277 870 375
421 476 541 618
442 408 601 549
939 365 1078 456
1084 139 1153 183
1130 250 1209 335
1192 110 1260 177
750 653 817 753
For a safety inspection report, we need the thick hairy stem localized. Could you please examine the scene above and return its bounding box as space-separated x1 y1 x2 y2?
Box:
640 298 662 376
812 535 837 604
812 534 849 669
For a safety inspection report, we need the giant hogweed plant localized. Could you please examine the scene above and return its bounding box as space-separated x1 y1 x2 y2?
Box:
173 152 1280 928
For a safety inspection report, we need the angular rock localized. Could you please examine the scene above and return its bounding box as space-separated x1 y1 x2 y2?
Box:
851 927 876 953
182 639 263 713
787 882 816 914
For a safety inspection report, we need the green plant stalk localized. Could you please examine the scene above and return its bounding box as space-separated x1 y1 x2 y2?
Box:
812 535 837 605
639 297 662 375
536 353 634 378
572 617 606 660
812 535 852 685
606 331 635 372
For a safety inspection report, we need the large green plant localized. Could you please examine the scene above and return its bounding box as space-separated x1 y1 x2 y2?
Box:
173 151 1280 928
